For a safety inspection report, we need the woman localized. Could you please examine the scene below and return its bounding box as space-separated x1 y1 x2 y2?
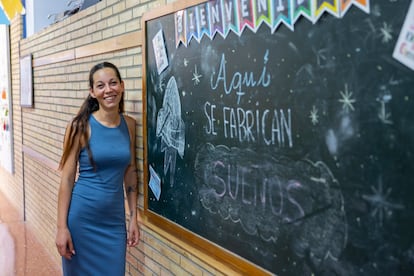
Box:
55 62 140 275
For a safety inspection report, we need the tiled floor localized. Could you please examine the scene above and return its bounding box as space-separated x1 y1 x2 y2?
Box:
0 190 61 276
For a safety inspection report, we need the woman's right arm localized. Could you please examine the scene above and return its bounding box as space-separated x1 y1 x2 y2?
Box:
55 122 80 260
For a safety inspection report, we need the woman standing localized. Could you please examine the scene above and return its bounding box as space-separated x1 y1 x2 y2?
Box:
55 62 140 275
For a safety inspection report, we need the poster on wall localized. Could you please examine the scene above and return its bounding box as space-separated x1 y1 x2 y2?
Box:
0 25 14 173
20 54 33 107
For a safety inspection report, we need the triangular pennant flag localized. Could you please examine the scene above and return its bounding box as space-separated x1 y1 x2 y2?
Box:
0 0 25 21
0 5 9 24
292 0 313 24
340 0 369 17
314 0 340 21
272 0 293 32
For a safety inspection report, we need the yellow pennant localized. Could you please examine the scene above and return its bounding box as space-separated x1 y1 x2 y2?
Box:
0 0 25 21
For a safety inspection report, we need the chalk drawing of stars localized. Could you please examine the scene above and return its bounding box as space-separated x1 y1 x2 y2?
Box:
362 177 404 227
309 105 319 125
192 64 202 85
380 22 392 43
338 84 356 112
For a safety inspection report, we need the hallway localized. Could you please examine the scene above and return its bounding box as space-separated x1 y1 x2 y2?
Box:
0 190 61 276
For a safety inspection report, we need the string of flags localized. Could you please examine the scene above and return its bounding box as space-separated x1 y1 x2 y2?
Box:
0 0 25 25
175 0 370 47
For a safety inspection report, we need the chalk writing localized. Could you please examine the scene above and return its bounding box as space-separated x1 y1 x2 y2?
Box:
204 102 293 147
194 143 347 267
200 160 305 221
210 50 271 104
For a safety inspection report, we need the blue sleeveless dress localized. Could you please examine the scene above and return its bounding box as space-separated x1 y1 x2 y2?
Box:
63 114 130 276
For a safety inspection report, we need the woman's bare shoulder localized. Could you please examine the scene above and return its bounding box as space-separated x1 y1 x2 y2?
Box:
123 114 137 126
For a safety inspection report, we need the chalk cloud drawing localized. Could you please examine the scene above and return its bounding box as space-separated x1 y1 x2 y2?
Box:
156 76 185 185
194 143 347 268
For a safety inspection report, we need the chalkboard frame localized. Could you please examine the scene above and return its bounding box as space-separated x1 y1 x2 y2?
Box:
142 0 269 274
144 0 414 274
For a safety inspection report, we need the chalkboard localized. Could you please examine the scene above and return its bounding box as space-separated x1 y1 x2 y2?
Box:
143 0 414 274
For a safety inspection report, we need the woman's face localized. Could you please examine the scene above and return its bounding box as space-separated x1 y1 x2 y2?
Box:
89 67 124 111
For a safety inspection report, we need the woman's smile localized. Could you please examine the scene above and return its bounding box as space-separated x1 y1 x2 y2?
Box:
104 94 118 102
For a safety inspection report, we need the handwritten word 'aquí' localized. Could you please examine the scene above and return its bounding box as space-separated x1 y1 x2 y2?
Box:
204 102 293 147
210 50 271 104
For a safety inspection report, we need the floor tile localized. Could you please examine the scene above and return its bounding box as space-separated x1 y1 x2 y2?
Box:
0 191 61 276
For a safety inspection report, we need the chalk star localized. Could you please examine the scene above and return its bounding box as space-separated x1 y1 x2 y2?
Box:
192 65 202 85
362 177 404 226
184 58 189 67
338 84 356 112
380 22 393 43
309 105 319 125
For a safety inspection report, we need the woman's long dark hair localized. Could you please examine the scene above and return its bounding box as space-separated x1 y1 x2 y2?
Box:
59 61 124 170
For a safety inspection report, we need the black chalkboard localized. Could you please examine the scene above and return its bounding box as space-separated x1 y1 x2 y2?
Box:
144 1 414 274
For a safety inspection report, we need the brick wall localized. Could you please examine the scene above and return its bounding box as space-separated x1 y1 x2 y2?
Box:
0 0 247 275
0 12 25 219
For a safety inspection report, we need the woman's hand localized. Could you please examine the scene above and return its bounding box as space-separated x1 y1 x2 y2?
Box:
56 227 75 260
127 220 140 247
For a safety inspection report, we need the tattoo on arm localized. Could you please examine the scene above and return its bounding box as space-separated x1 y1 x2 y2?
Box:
126 185 137 195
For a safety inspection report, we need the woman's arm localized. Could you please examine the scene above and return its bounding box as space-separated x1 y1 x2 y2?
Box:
56 122 80 259
124 115 140 247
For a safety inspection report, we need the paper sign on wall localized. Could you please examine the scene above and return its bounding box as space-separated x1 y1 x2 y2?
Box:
393 0 414 70
152 29 169 74
149 165 161 200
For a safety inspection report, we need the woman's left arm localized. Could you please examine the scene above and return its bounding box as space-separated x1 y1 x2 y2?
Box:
124 115 140 247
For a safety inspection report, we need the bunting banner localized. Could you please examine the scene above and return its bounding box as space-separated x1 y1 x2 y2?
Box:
175 0 370 47
340 0 370 17
314 0 340 22
222 0 239 37
0 0 25 25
